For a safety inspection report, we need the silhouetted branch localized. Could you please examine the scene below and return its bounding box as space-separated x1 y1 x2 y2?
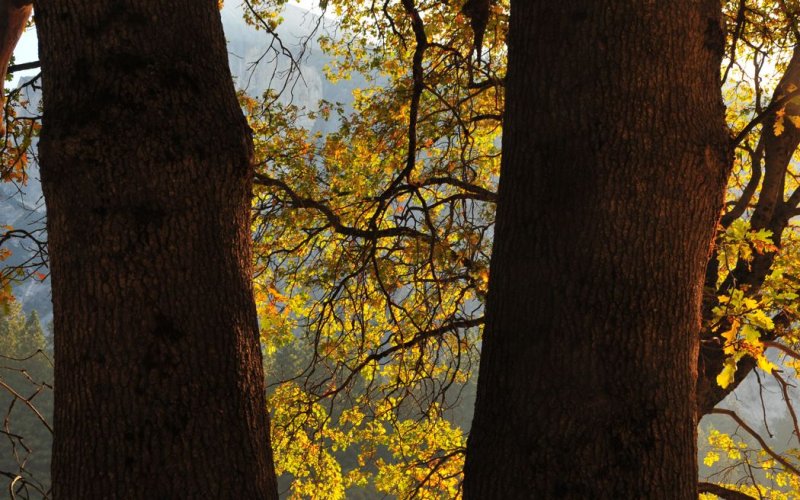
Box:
698 481 757 500
7 61 38 74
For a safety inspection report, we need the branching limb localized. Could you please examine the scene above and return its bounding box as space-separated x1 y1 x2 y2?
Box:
0 379 50 434
255 172 434 241
698 482 757 500
711 408 800 477
320 317 484 399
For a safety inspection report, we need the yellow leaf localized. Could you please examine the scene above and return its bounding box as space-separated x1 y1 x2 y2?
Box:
721 319 739 355
757 355 777 374
775 108 786 136
717 360 737 389
741 324 761 344
746 309 774 330
704 451 720 467
720 319 740 343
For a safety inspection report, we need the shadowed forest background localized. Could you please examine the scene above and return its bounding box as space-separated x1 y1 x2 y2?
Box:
4 0 800 498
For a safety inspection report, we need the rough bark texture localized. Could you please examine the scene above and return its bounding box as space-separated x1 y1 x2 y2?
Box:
464 1 730 498
35 0 278 497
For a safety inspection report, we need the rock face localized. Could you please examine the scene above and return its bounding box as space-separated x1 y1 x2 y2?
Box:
222 4 361 132
1 4 355 325
0 79 48 319
223 4 326 129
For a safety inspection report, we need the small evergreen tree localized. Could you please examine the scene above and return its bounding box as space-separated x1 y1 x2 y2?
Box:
0 305 52 499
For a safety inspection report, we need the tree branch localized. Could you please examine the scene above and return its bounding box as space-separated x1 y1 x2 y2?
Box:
698 482 757 500
319 316 484 398
254 173 434 242
7 60 38 74
711 408 800 477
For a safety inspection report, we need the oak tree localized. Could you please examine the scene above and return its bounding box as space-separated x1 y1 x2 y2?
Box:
462 1 731 497
33 0 278 497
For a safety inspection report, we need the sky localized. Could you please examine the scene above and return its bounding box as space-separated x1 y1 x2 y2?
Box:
11 28 38 85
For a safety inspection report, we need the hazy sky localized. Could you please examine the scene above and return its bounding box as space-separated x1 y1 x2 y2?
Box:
12 28 37 85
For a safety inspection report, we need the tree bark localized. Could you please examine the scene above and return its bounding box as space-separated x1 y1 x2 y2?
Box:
464 1 730 498
34 0 278 497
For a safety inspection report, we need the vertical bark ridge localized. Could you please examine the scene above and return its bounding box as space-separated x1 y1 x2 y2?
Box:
464 1 730 498
35 0 278 497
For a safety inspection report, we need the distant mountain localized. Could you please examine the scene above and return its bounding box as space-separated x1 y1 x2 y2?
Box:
0 79 47 320
223 3 363 131
224 4 326 128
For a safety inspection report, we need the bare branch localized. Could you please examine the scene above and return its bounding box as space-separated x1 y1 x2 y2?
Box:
254 173 434 241
710 408 800 477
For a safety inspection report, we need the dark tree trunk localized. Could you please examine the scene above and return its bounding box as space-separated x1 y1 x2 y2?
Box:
464 1 730 498
34 1 278 497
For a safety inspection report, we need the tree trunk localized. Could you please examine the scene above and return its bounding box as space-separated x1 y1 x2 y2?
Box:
464 1 730 498
34 1 278 497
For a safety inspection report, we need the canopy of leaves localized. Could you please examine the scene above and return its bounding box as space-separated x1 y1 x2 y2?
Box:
242 0 505 496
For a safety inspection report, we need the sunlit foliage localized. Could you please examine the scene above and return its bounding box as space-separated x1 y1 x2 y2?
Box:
243 0 505 495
